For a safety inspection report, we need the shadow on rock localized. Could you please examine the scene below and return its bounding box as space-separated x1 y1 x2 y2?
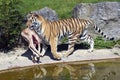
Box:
21 49 33 60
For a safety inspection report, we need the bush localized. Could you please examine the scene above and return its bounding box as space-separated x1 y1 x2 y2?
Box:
0 0 24 52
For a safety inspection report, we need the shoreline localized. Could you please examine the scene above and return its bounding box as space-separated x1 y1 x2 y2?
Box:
0 47 120 71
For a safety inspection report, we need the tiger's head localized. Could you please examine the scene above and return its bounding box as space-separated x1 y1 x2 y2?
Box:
26 12 45 30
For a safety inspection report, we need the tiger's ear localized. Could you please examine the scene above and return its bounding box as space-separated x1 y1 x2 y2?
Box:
29 11 33 14
34 13 39 18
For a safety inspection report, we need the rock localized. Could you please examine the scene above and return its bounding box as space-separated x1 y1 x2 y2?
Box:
73 2 120 40
33 7 59 21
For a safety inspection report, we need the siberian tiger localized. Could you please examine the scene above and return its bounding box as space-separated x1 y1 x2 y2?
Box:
26 12 114 60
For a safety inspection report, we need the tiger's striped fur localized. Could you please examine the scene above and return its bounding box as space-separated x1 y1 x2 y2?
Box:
26 13 114 59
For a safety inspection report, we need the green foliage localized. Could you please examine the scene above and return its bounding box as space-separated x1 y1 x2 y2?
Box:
115 39 120 45
0 0 23 51
94 36 119 49
61 37 68 44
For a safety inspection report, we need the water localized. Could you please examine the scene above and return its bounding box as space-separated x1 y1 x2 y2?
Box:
0 59 120 80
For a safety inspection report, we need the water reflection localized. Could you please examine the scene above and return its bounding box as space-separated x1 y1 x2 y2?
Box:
82 63 95 80
32 63 95 80
34 67 47 79
0 60 120 80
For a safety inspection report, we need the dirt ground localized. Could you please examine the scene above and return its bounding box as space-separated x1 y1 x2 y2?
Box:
0 45 120 71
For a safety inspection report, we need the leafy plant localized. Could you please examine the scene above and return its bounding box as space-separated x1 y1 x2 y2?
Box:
94 36 117 49
0 0 24 52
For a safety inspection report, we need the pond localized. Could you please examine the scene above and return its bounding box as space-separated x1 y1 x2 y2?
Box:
0 59 120 80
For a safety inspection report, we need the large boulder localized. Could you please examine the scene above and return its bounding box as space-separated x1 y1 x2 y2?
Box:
73 2 120 40
33 7 59 21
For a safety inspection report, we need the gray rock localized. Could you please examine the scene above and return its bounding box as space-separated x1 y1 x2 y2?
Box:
73 2 120 40
33 7 59 21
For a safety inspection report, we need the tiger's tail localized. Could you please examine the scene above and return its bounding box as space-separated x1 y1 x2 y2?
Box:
89 20 115 40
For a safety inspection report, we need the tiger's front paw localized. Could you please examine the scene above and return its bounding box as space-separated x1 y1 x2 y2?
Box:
53 53 63 60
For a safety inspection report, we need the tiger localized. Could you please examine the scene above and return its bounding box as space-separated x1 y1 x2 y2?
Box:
26 12 114 60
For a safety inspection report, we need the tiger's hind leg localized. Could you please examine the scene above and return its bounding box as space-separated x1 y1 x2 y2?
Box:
80 34 94 52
